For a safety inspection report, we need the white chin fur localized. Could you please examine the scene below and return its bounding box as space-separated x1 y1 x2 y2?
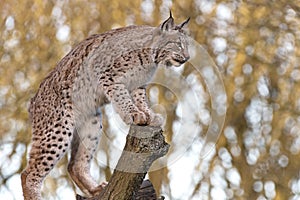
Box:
170 60 182 67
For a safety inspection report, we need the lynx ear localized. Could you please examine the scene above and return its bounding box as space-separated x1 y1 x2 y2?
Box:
176 17 190 30
160 11 175 31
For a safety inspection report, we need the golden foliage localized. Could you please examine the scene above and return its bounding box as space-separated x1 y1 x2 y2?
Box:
1 0 300 199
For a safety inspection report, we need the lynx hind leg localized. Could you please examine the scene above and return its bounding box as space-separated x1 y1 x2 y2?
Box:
21 111 74 200
131 88 163 126
68 112 106 196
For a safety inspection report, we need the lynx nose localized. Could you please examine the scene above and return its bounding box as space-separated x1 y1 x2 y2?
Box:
184 55 190 62
183 50 190 61
183 54 190 63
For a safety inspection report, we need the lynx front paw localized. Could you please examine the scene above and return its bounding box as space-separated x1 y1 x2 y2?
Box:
124 110 148 125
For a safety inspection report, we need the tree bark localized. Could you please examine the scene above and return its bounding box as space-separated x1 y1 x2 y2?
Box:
76 125 169 200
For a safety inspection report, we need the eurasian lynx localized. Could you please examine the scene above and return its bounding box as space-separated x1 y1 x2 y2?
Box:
21 13 190 199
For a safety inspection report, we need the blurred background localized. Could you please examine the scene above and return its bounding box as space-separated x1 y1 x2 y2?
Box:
1 0 300 199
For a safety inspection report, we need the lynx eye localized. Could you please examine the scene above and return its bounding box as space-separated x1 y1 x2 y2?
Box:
176 42 184 50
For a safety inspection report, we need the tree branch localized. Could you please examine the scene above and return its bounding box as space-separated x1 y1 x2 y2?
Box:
76 125 169 200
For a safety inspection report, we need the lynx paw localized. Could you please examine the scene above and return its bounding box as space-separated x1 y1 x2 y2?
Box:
125 110 148 125
90 182 108 195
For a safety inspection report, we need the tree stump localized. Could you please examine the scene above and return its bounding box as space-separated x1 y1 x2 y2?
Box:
76 125 169 200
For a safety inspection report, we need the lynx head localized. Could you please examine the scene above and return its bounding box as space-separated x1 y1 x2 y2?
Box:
152 12 190 67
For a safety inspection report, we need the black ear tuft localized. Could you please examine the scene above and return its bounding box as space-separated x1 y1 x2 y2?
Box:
176 17 190 30
169 10 173 19
160 11 175 31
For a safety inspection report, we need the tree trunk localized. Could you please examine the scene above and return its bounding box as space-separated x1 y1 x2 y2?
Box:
76 125 169 200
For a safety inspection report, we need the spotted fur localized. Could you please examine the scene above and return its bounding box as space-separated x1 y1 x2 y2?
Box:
21 13 190 200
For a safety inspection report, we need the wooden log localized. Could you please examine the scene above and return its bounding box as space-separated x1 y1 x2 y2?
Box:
76 125 169 200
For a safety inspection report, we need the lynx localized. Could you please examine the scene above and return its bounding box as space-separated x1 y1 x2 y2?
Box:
21 12 190 199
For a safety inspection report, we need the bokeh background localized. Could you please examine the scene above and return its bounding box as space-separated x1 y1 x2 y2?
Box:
1 0 300 199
